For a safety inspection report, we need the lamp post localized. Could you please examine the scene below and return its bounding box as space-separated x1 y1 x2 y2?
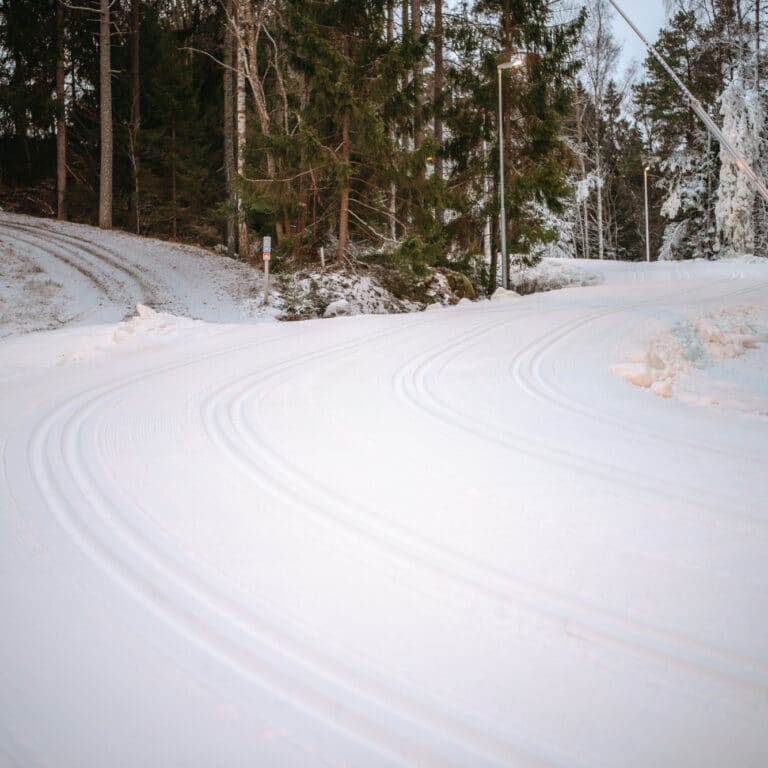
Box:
497 53 526 290
643 165 650 263
607 0 768 206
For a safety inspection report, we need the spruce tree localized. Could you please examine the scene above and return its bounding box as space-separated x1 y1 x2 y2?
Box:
277 0 401 263
476 0 584 271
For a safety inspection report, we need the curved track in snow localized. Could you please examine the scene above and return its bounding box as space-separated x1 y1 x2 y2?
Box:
1 216 768 767
0 212 264 338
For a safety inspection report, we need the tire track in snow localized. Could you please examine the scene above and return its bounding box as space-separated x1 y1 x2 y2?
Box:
0 228 120 324
12 319 564 768
6 257 767 764
401 278 768 535
0 221 159 316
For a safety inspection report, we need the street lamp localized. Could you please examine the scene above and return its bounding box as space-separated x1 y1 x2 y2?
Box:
643 164 650 263
497 53 526 290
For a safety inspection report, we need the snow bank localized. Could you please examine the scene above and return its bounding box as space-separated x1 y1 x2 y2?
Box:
112 304 205 344
613 305 768 411
0 305 217 373
490 287 521 301
509 257 603 295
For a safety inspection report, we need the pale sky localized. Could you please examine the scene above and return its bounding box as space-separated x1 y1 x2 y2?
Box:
609 0 669 77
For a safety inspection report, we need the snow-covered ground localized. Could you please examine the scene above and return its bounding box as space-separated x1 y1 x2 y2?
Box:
1 213 767 767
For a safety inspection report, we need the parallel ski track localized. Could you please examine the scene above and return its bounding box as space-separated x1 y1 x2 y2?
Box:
197 300 768 703
5 258 767 765
0 228 118 326
400 275 768 532
197 314 578 767
6 318 570 768
0 221 160 317
511 274 768 461
383 278 768 687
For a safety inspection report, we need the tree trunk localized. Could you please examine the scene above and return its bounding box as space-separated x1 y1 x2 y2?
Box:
411 0 423 150
387 0 397 241
99 0 113 229
223 0 236 256
171 114 177 240
56 0 67 221
337 110 351 264
129 0 141 233
596 149 604 259
573 88 590 259
434 0 444 226
242 2 276 179
482 137 492 264
236 5 249 261
757 0 761 91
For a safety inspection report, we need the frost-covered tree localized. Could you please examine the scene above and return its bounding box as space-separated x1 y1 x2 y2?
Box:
633 9 721 259
715 67 763 253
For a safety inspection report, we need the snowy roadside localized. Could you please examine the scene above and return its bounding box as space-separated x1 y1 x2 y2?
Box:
2 219 768 767
1 212 610 337
0 211 273 339
612 292 768 416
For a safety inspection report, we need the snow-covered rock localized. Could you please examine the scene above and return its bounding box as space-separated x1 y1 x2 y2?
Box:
323 298 353 318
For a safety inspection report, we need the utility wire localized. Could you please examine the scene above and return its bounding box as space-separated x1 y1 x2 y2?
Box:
607 0 768 206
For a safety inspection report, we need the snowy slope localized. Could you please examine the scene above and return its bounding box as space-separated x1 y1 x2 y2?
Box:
0 212 269 339
1 214 767 767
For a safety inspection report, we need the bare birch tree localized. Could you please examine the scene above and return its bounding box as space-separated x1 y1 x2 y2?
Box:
223 0 236 255
579 0 619 258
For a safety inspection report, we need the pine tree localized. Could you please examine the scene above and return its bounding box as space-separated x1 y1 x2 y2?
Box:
0 0 57 183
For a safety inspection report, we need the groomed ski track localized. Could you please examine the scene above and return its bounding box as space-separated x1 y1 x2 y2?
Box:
1 213 767 767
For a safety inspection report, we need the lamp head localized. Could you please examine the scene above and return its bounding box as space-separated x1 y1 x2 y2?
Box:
498 52 527 71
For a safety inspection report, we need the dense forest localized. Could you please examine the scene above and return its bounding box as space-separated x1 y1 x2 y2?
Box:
1 0 767 290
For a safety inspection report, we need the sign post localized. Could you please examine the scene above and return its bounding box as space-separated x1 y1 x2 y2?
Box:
262 235 271 305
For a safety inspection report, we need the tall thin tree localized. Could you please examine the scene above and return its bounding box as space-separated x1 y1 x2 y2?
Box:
434 0 444 226
223 0 236 256
99 0 113 229
128 0 141 232
56 0 67 221
236 1 249 260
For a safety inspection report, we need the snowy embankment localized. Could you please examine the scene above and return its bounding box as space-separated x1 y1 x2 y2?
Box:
1 213 767 767
0 211 269 339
